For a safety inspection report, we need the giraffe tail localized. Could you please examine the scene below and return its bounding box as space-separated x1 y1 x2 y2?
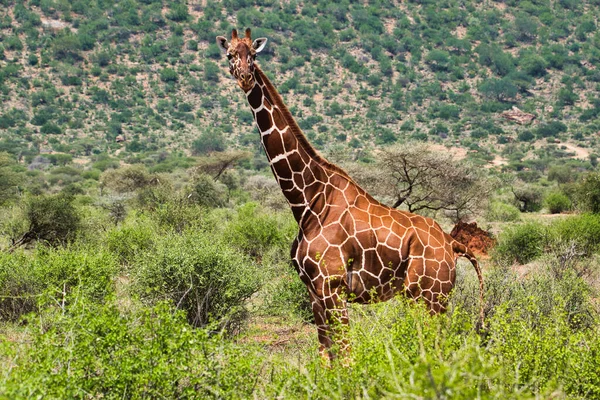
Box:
448 236 485 330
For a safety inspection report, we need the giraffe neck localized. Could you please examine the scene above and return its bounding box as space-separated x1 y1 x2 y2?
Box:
246 65 333 222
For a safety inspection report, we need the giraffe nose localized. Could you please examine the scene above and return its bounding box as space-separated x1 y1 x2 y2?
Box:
240 72 252 84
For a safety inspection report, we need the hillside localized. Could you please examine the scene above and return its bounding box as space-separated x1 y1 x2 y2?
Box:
1 0 599 174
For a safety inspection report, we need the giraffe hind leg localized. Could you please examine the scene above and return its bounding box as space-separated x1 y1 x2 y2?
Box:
403 258 450 315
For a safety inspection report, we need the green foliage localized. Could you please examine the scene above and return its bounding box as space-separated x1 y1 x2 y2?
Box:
191 130 226 155
263 262 312 322
40 122 62 135
159 68 178 83
52 34 82 62
520 53 549 77
544 191 571 214
190 173 227 208
0 246 118 321
512 184 544 212
131 229 261 332
106 217 156 265
486 201 521 222
479 78 517 102
493 221 546 264
1 301 261 398
549 213 600 254
0 152 23 205
100 165 156 194
223 202 295 260
261 267 600 398
536 121 567 138
10 193 81 248
166 3 190 22
573 172 600 213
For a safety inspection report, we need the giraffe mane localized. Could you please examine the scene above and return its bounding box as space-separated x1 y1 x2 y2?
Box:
253 65 356 183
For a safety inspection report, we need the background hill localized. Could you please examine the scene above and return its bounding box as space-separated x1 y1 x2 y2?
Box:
1 0 600 177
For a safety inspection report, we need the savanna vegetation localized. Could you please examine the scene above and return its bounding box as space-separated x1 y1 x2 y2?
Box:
2 0 600 398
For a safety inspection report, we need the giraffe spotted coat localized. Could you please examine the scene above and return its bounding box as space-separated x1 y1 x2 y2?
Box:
217 29 484 359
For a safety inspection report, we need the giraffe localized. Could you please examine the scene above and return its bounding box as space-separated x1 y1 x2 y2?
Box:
216 29 484 359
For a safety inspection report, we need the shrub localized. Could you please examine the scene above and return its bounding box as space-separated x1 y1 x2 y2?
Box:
223 203 295 261
159 68 178 83
536 121 567 138
486 201 521 222
0 246 118 321
260 277 600 398
100 165 157 194
1 301 261 398
574 173 600 213
190 173 227 208
544 191 571 214
10 193 81 249
131 230 261 333
40 122 62 135
493 221 546 264
106 218 156 265
192 129 226 155
512 185 543 212
548 214 600 255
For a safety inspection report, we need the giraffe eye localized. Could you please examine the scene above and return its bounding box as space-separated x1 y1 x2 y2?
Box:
227 53 232 60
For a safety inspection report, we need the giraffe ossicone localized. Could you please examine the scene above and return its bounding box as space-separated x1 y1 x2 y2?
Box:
216 28 485 360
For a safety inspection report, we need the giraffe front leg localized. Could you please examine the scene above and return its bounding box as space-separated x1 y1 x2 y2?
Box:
308 282 350 362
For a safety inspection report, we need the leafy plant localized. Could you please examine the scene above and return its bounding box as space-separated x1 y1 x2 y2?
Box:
493 221 546 264
544 191 571 214
131 229 261 333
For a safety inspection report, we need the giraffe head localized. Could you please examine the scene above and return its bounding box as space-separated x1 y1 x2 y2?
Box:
216 29 267 92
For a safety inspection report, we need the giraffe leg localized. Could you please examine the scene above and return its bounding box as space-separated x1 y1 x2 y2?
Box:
308 286 350 362
404 258 449 315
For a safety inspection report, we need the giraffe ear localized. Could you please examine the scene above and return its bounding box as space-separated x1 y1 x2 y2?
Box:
252 37 268 53
216 36 229 54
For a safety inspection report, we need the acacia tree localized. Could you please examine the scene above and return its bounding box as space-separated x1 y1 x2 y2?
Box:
9 193 81 250
344 144 495 222
191 150 251 180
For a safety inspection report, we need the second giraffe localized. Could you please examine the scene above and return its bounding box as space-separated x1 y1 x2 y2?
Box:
216 29 484 360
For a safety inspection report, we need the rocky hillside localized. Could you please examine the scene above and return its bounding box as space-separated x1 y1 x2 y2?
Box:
1 0 599 172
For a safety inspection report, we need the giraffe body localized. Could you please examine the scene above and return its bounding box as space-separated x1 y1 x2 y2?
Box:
217 29 484 359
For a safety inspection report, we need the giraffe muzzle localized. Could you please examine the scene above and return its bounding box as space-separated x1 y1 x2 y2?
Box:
238 72 254 91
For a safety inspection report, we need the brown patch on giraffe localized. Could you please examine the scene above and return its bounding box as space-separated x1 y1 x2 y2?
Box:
255 108 272 132
247 85 263 108
273 110 289 130
272 158 292 179
450 221 496 257
302 166 317 186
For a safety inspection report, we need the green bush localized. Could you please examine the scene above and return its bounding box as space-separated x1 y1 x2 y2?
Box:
1 301 261 399
549 214 600 255
106 217 156 265
40 122 62 135
493 221 546 264
574 172 600 213
10 193 81 249
486 201 521 222
131 230 261 333
0 246 118 321
159 68 178 83
262 262 312 322
544 191 571 213
259 278 600 398
190 173 227 208
223 203 295 260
